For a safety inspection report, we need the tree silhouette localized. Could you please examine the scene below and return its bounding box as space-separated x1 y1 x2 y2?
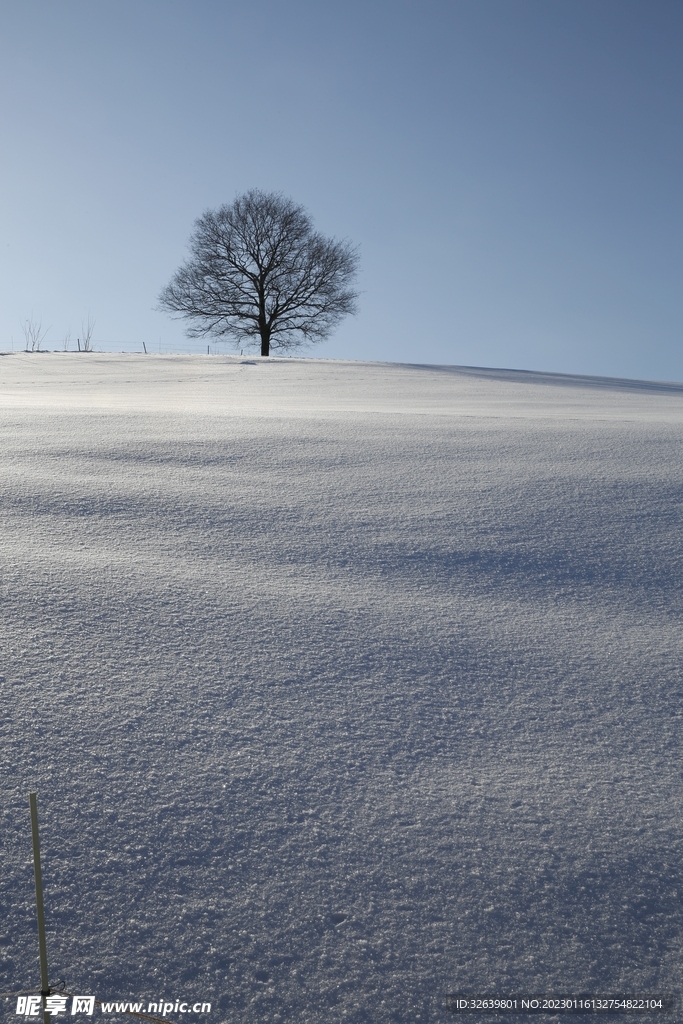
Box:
158 190 359 357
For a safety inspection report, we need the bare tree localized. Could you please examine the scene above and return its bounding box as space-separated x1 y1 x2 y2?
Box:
22 317 49 352
78 315 95 352
158 190 359 357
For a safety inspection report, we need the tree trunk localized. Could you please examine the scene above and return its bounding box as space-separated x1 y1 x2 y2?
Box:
259 318 271 356
258 288 270 356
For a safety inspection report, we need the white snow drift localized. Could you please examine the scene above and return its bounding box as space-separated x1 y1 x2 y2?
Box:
1 354 682 1023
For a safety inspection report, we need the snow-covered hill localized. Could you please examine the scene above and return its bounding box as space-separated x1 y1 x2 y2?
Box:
1 354 682 1023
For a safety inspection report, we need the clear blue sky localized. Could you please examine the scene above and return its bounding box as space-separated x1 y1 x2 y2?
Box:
1 0 682 380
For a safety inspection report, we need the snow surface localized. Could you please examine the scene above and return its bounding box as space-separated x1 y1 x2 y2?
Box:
1 353 683 1023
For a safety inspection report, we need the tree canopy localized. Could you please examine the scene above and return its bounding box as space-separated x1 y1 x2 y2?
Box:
158 190 359 357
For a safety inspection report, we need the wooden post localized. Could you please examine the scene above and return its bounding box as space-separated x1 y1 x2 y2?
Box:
29 793 51 1024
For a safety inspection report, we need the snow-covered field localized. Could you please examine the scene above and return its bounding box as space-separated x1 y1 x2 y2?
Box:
1 354 682 1024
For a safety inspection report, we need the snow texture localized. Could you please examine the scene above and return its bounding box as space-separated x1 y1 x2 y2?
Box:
1 353 682 1023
